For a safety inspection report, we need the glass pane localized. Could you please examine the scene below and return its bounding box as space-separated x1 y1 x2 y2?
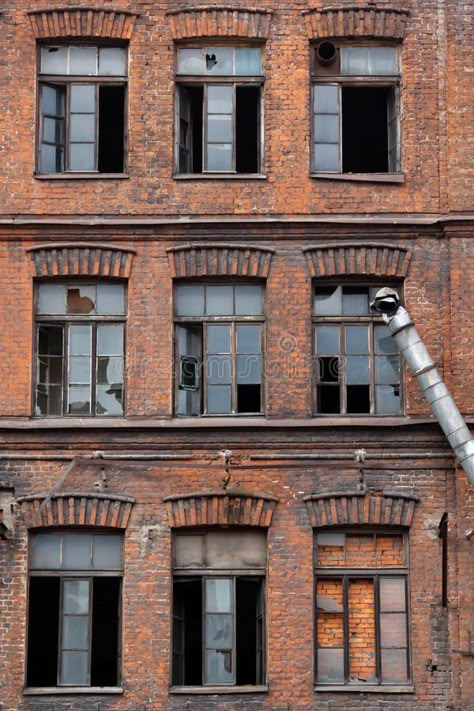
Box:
36 383 63 416
375 355 400 384
237 325 261 354
174 534 204 568
380 612 407 647
97 356 123 385
341 47 370 75
96 385 123 416
70 113 95 142
38 284 66 314
314 286 342 315
41 84 65 115
69 325 91 355
68 386 91 414
345 326 368 355
63 535 92 569
381 649 408 682
97 284 125 315
208 85 232 114
63 580 90 614
206 579 232 612
314 114 339 143
67 286 95 314
370 47 398 75
206 530 267 568
207 143 232 171
207 325 231 353
317 648 344 682
205 650 233 684
70 84 96 112
316 325 339 354
178 48 206 75
237 354 261 384
41 143 64 173
207 384 231 413
206 48 233 75
380 578 406 612
69 356 91 384
235 285 263 315
99 47 127 76
206 286 233 315
69 143 95 171
60 651 88 685
69 46 98 75
236 48 261 75
175 285 205 316
62 616 88 650
375 324 398 354
314 143 339 172
207 355 232 384
206 614 233 648
97 325 124 355
43 117 64 143
31 534 61 569
342 287 369 315
93 535 122 569
347 356 370 385
208 115 233 142
313 84 339 113
375 384 401 414
41 46 68 74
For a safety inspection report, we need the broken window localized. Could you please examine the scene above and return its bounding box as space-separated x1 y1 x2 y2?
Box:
175 47 263 174
313 284 402 415
38 45 127 174
312 45 400 175
172 530 266 687
315 531 410 686
175 284 264 415
34 282 126 416
26 532 122 689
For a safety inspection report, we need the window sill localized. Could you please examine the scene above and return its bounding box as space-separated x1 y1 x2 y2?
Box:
310 172 405 183
315 684 414 693
170 685 268 695
33 173 129 180
173 173 267 180
23 687 123 695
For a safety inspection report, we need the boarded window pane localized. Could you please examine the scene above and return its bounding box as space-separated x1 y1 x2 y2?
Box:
381 648 408 682
205 530 267 568
174 534 205 568
380 612 407 647
380 578 406 612
317 648 344 682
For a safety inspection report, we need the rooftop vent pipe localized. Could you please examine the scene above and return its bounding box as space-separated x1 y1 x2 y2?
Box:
371 287 474 485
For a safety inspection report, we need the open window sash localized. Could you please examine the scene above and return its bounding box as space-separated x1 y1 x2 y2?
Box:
176 325 202 416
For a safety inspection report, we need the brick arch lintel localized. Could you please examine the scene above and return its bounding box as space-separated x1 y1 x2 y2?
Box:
163 491 278 528
303 242 412 278
18 492 135 529
167 243 275 279
27 243 136 278
27 8 139 40
304 490 419 528
166 6 272 40
302 6 409 41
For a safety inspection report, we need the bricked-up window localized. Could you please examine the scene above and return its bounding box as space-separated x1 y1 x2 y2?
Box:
37 45 127 174
312 45 401 176
34 283 126 416
26 532 122 689
175 47 263 174
315 531 410 687
172 530 266 687
313 284 401 414
175 284 264 415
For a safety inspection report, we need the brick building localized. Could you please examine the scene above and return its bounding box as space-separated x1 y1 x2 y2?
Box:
0 1 473 710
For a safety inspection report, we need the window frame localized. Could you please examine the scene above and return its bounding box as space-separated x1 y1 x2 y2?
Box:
35 43 129 177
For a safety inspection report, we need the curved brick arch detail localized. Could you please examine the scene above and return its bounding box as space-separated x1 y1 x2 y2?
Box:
27 243 136 279
302 6 409 41
167 243 274 279
304 490 419 528
163 491 278 528
166 7 272 40
303 242 412 278
27 8 138 40
18 493 135 529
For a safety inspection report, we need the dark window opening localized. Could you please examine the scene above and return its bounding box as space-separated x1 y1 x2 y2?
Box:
318 385 340 414
237 384 261 413
91 577 120 686
342 87 390 173
98 85 125 173
27 578 60 687
236 578 260 685
347 384 371 413
179 86 203 173
236 86 259 173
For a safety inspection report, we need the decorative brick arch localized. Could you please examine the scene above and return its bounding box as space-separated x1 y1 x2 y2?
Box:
303 242 411 278
27 243 136 279
167 243 274 279
304 490 419 528
18 492 135 529
302 6 409 41
166 7 272 40
28 8 138 40
163 491 278 528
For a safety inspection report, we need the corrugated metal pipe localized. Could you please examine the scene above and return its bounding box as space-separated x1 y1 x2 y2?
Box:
371 287 474 485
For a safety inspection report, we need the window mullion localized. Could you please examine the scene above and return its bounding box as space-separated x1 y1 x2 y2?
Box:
64 324 70 416
231 322 237 414
232 83 236 173
369 322 375 415
374 574 381 683
338 85 342 172
343 575 349 683
91 324 97 415
94 84 99 171
340 324 347 415
65 83 71 171
203 83 208 172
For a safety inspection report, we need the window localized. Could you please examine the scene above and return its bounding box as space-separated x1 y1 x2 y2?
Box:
37 45 127 174
311 43 400 176
26 532 122 689
315 530 410 687
175 284 264 415
175 46 263 174
172 530 266 687
34 282 126 416
313 284 401 415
